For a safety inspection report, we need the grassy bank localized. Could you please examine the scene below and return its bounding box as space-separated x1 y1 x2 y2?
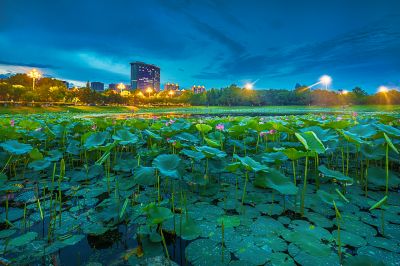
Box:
0 105 135 114
0 104 399 115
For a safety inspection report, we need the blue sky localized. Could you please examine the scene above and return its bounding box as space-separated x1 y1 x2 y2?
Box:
0 0 399 92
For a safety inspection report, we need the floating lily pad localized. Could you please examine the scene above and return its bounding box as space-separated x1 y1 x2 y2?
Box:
9 232 38 247
185 238 231 266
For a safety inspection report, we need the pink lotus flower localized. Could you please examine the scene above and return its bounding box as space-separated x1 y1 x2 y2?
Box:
165 119 175 126
321 115 326 120
152 116 159 120
352 112 358 117
92 124 97 131
172 141 177 146
10 119 15 127
268 129 277 135
215 124 224 131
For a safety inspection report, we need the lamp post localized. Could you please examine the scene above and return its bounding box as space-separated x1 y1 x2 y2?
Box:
27 69 42 91
117 83 126 94
306 75 332 105
146 87 153 97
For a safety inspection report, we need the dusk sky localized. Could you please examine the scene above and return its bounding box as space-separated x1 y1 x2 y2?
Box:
1 0 399 92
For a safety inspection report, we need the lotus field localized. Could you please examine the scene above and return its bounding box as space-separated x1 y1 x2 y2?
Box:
1 112 400 266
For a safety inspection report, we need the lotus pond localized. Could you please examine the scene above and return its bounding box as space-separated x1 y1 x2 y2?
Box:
1 112 400 266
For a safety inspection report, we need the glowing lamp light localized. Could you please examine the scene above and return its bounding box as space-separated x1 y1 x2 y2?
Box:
27 68 42 79
244 83 253 90
319 75 332 89
168 90 175 96
378 86 389 93
117 83 126 91
27 68 42 91
342 90 349 95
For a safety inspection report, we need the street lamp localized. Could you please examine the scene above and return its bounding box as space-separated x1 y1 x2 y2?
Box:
168 90 175 98
146 87 153 97
319 75 332 90
27 69 42 91
117 83 126 93
244 83 253 90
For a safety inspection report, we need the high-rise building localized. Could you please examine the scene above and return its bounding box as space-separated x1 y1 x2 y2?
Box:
192 85 206 94
164 82 179 91
108 83 117 90
91 82 105 91
130 62 160 92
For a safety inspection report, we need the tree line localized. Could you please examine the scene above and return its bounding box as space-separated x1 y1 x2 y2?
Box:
1 74 399 106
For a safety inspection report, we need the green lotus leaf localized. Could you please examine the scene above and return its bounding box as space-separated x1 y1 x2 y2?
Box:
180 149 205 161
316 190 342 207
361 143 385 160
61 234 85 246
153 154 181 178
367 167 400 187
112 129 139 145
295 131 325 154
144 129 162 140
339 130 370 145
84 131 109 149
283 231 331 257
142 203 173 224
185 238 231 266
0 140 33 155
283 148 306 160
254 169 298 195
195 123 212 134
8 232 38 247
343 255 385 266
224 162 241 172
262 151 288 164
217 215 240 228
29 148 43 160
196 146 226 159
134 166 156 186
177 217 202 240
233 154 268 172
28 159 51 171
348 124 378 139
383 133 399 154
204 137 221 148
301 126 337 142
176 132 200 143
318 165 353 183
375 123 400 138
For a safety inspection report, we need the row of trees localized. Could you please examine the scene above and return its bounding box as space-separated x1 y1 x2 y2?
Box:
1 74 399 106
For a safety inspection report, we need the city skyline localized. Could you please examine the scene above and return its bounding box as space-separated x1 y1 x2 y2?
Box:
1 0 399 92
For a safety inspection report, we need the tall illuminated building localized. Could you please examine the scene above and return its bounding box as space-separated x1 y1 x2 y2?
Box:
130 62 160 92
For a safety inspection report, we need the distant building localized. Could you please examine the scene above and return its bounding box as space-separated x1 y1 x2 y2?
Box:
108 83 117 90
164 82 179 91
192 85 206 94
91 82 104 91
130 62 160 92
